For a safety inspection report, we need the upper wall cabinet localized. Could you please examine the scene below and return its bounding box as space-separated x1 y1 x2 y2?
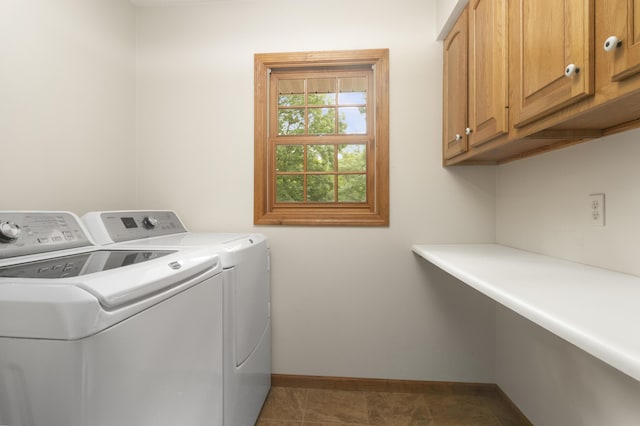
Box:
597 0 640 85
441 0 640 165
510 0 594 128
469 0 509 146
442 0 509 163
443 8 468 160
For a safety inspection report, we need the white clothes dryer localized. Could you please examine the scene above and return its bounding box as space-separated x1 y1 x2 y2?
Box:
0 212 224 426
82 210 271 426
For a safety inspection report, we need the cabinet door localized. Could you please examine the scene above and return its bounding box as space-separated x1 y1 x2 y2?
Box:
599 0 640 82
443 8 468 160
512 0 594 128
468 0 508 147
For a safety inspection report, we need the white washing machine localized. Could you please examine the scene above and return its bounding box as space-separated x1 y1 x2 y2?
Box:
82 210 271 426
0 211 224 426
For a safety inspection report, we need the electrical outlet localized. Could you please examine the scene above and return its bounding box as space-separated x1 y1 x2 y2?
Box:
589 193 605 227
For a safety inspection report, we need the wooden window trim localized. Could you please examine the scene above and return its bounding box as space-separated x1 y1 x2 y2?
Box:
254 49 389 226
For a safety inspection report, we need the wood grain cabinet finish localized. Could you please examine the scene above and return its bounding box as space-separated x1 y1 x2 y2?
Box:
442 0 640 165
443 8 468 160
597 0 640 84
468 0 509 147
511 0 595 128
442 1 508 163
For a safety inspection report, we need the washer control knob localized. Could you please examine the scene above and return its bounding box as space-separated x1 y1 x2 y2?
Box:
0 221 21 243
142 216 159 229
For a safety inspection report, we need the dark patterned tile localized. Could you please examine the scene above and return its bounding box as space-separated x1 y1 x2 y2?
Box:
256 420 303 426
426 394 502 425
430 418 501 426
257 386 307 422
366 391 433 425
303 423 369 426
256 383 529 426
477 394 530 426
304 389 369 424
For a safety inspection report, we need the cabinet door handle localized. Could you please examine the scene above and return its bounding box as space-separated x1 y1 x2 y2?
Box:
565 64 580 77
465 127 473 135
604 36 622 52
455 134 463 141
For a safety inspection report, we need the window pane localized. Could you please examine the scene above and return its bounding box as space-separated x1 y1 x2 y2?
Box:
308 108 335 135
279 94 305 106
339 92 367 104
338 144 366 172
338 107 366 134
339 77 367 105
307 78 337 105
276 145 304 172
278 79 305 106
308 78 336 93
308 93 336 105
276 175 304 202
338 174 366 202
278 108 305 135
307 175 335 202
308 78 336 106
307 144 335 172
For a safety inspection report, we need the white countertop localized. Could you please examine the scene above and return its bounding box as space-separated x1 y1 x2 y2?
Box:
412 243 640 382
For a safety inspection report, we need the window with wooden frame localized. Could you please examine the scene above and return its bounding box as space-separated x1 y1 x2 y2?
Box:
254 49 389 226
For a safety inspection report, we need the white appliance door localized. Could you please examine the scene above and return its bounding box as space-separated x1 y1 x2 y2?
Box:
228 238 270 367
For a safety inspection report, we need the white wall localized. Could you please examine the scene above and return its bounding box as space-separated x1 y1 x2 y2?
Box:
135 0 498 382
496 130 640 424
497 129 640 276
496 305 640 426
435 0 468 40
0 0 137 213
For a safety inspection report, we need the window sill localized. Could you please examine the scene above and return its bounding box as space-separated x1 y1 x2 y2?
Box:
255 209 388 226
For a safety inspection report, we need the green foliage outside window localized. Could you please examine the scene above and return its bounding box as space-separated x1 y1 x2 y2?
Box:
275 75 369 204
275 143 367 203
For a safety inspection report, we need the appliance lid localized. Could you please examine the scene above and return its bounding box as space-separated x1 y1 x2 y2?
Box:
0 249 176 279
0 246 222 340
76 247 219 309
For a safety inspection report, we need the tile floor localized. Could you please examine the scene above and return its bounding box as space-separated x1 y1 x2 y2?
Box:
256 386 529 425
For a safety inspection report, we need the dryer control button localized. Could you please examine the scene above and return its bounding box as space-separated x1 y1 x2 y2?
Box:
0 221 21 243
142 216 159 229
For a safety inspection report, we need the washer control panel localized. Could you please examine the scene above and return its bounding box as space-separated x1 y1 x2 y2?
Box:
97 211 187 243
0 212 92 259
